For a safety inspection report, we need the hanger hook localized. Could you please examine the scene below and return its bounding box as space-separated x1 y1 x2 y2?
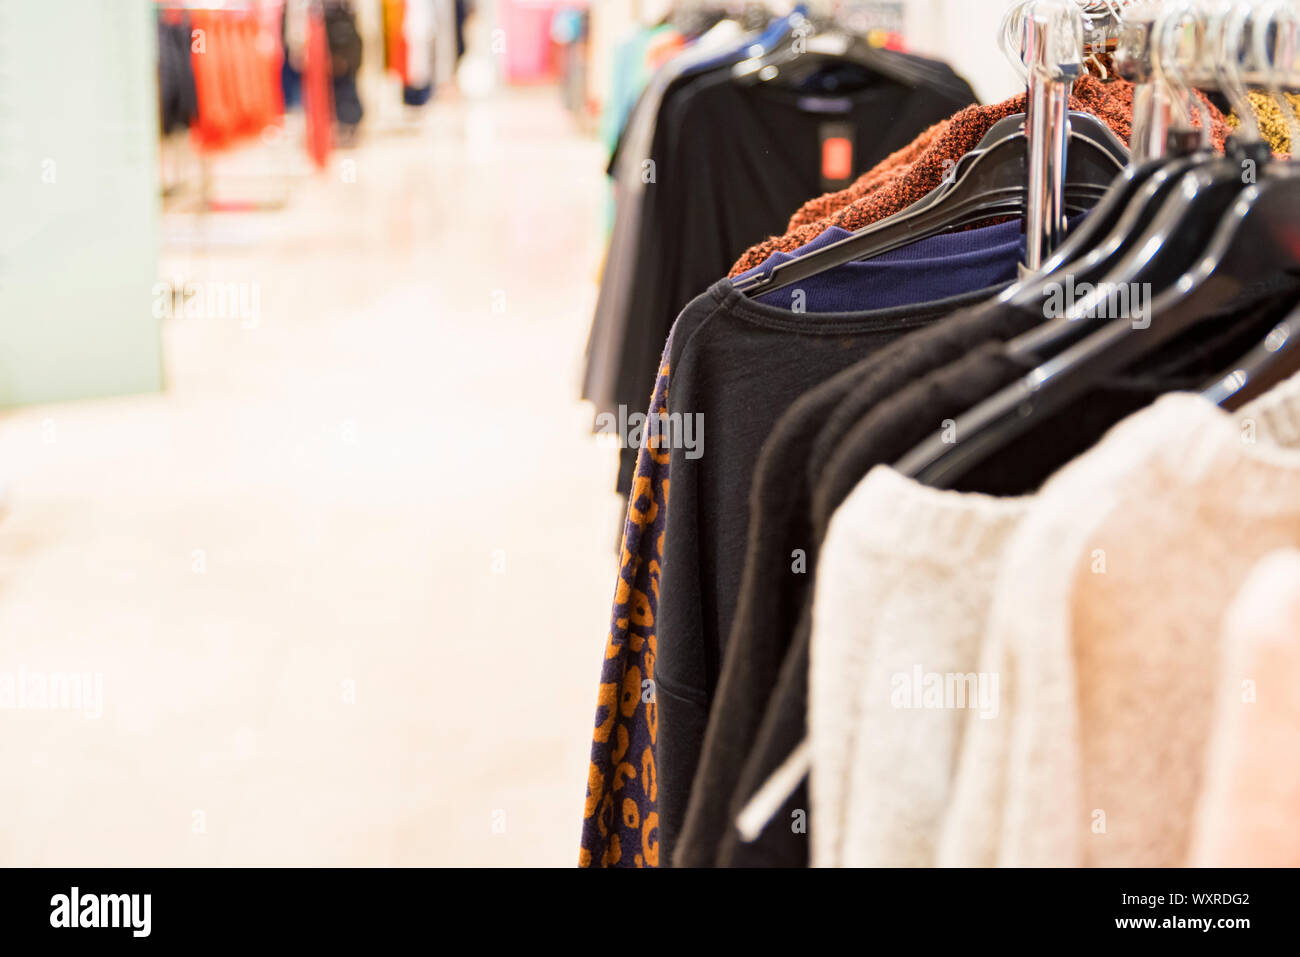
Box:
1211 1 1265 145
1079 2 1109 78
1114 1 1168 159
1077 0 1137 79
1022 0 1085 81
1001 1 1032 84
1154 0 1211 145
1148 1 1183 135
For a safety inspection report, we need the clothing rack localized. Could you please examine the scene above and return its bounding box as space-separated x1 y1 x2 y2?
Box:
985 0 1114 269
155 0 294 211
1017 0 1156 268
1021 1 1083 269
582 0 1300 872
1118 0 1300 161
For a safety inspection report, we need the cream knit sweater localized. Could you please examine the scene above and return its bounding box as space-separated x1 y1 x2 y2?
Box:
1189 549 1300 867
810 466 1030 867
938 376 1300 867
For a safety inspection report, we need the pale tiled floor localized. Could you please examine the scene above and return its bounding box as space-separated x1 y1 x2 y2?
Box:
0 88 621 865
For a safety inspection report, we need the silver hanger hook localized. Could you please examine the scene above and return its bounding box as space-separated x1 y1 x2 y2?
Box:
1153 0 1211 144
1000 1 1032 84
1210 0 1264 145
1079 2 1111 77
1076 0 1141 77
1005 0 1082 87
1022 0 1085 80
1114 2 1165 159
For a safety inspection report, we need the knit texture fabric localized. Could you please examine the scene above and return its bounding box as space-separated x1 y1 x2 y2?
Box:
785 117 952 229
729 76 1233 277
1188 549 1300 867
808 465 1030 867
1225 90 1300 155
938 377 1300 868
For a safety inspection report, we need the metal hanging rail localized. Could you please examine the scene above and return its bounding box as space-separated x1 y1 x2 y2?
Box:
1022 0 1085 270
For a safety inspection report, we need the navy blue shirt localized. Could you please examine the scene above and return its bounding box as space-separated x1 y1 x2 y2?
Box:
735 218 1027 313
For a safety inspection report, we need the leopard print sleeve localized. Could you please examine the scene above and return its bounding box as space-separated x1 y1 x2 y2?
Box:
579 351 672 868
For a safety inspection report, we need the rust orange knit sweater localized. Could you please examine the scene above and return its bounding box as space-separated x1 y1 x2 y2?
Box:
730 77 1232 276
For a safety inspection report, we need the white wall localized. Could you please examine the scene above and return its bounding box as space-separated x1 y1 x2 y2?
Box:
904 0 1024 103
586 0 1027 112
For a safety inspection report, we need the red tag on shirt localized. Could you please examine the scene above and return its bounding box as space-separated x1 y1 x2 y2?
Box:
818 122 856 190
822 136 853 182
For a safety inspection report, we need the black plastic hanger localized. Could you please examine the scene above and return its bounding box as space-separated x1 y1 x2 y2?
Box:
973 111 1131 168
1006 151 1266 353
736 127 1124 297
885 138 1109 224
1002 157 1191 301
1001 149 1210 322
731 19 929 90
1200 304 1300 410
927 112 1125 211
721 10 804 67
992 0 1286 346
893 160 1300 489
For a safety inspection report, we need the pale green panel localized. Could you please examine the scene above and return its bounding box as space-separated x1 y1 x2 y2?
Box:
0 0 163 407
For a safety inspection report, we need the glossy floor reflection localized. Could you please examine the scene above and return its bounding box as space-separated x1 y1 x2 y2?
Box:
0 87 618 865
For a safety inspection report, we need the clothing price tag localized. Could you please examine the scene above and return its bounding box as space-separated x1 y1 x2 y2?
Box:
819 122 856 192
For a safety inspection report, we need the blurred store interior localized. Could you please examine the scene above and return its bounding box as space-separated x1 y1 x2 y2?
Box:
9 0 1296 870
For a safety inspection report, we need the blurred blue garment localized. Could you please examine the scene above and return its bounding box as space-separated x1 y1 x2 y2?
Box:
738 219 1027 313
403 84 433 107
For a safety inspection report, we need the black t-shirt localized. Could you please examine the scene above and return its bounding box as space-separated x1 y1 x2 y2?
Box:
703 272 1300 867
655 279 1000 864
672 294 1035 866
588 49 977 430
612 68 978 494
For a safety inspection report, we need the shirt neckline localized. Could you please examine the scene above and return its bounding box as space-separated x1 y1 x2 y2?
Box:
708 278 1007 333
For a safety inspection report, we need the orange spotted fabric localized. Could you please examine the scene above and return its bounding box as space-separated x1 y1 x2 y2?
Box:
580 348 672 868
